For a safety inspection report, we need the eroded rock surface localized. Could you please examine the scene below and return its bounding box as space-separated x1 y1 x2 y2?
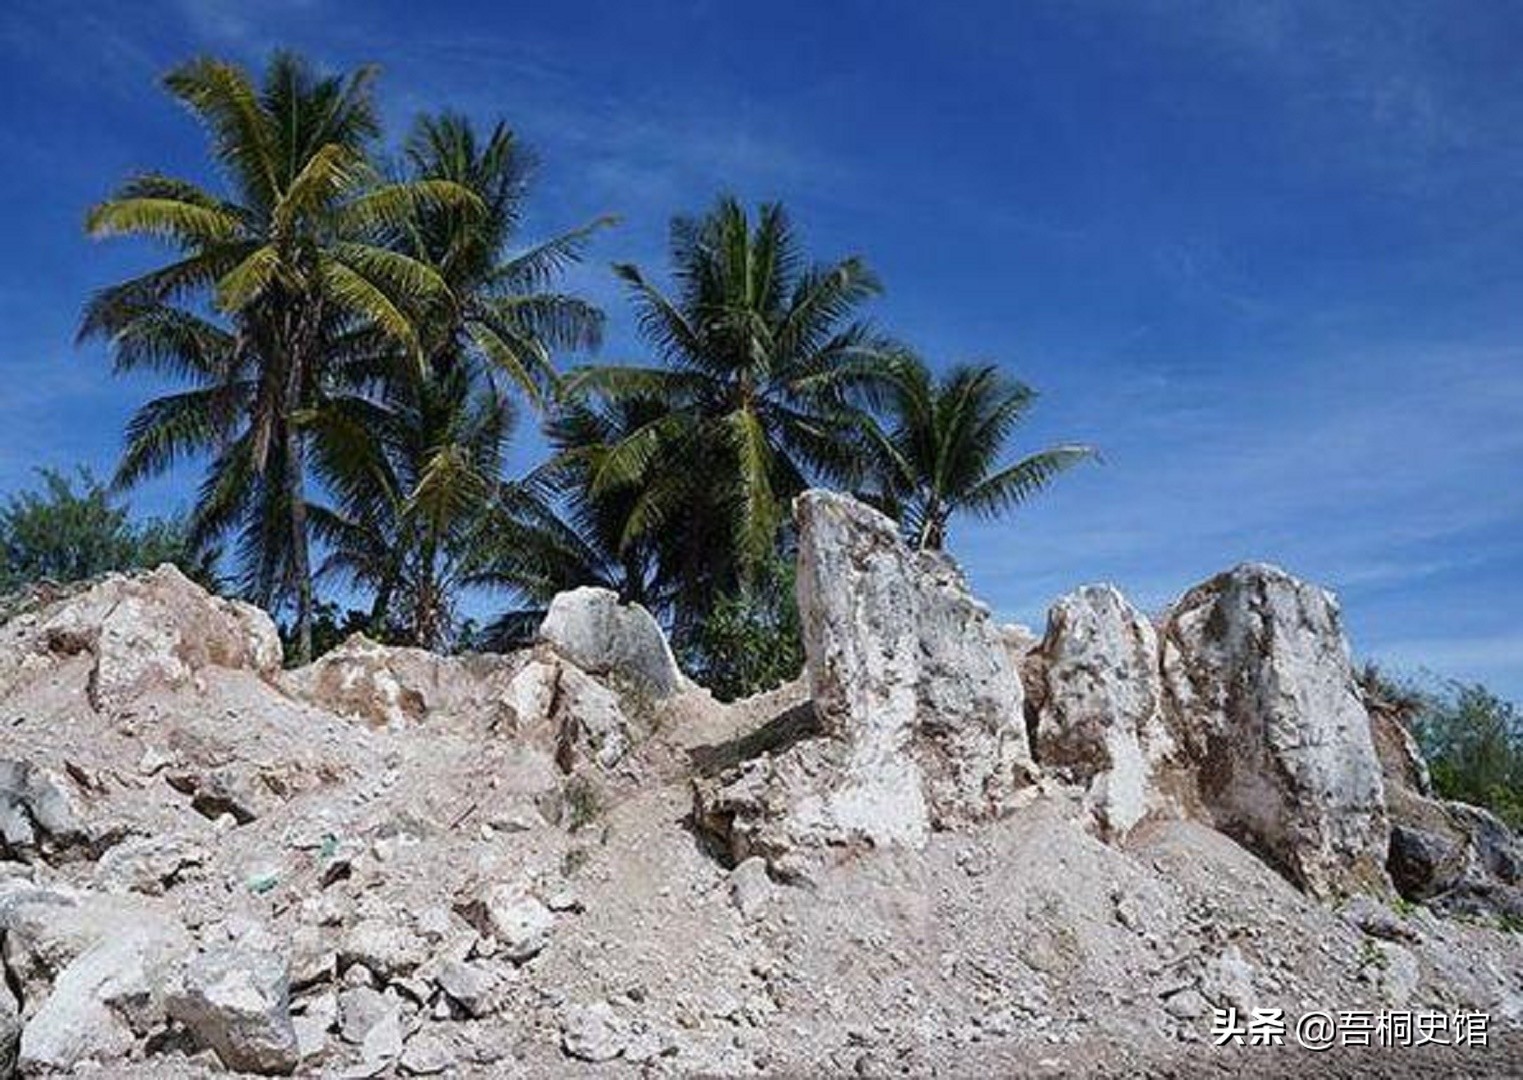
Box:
0 564 280 713
168 947 300 1075
0 761 89 862
538 587 685 697
1160 563 1390 898
283 635 516 729
695 491 1033 876
1033 585 1173 838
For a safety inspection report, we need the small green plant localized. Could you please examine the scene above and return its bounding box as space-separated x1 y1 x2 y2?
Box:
680 554 804 703
561 846 590 877
1497 912 1523 935
1391 895 1420 917
1359 938 1389 971
565 775 604 832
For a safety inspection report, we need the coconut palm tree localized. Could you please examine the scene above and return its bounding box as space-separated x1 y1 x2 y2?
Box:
307 114 612 647
309 363 513 650
464 393 676 648
856 354 1095 551
399 112 612 397
568 196 891 619
80 53 477 660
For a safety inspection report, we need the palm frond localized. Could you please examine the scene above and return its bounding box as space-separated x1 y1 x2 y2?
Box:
962 445 1097 517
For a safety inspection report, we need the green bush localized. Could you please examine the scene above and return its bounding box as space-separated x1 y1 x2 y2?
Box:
680 557 805 703
1412 681 1523 830
0 468 215 593
1366 665 1523 830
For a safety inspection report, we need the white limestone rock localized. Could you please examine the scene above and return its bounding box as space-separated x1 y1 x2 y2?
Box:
461 884 554 963
0 759 90 862
22 564 282 712
538 587 685 697
695 491 1033 876
282 635 514 729
1160 563 1390 898
18 919 189 1073
561 1000 626 1062
166 947 299 1075
1034 584 1174 839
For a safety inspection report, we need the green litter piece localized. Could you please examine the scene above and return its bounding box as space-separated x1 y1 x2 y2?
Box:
247 870 280 895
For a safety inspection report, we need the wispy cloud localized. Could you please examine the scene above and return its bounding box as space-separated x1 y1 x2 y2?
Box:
1367 632 1523 689
1118 0 1523 187
955 334 1523 699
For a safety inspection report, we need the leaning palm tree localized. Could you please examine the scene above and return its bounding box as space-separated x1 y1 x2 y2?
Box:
568 196 890 618
856 354 1095 551
80 53 476 660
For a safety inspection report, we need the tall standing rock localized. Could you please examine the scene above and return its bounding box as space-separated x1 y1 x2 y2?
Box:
1160 564 1390 898
796 490 1033 829
695 491 1033 875
1035 585 1173 838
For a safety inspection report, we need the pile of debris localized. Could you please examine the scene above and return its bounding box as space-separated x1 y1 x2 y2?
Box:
0 490 1518 1077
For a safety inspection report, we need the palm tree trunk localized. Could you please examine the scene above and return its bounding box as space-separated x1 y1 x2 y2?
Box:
285 306 317 665
287 426 314 664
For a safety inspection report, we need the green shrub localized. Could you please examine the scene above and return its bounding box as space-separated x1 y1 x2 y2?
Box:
1365 665 1523 831
0 467 215 593
680 557 804 702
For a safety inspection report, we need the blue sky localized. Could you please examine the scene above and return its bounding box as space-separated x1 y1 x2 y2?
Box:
1 0 1520 696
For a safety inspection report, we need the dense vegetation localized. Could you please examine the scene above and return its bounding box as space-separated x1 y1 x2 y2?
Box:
0 468 213 594
63 50 1093 693
1362 665 1523 830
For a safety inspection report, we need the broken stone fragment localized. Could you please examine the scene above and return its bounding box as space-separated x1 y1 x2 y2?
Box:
434 959 498 1018
166 946 299 1075
1385 794 1523 917
1 975 17 1078
398 1029 455 1075
554 665 635 772
17 916 189 1074
0 759 90 862
727 857 772 923
339 916 425 981
337 986 394 1046
94 833 205 895
280 633 517 729
458 884 553 963
538 587 685 697
561 1000 626 1062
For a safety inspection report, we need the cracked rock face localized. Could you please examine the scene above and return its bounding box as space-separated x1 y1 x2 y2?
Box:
1160 563 1390 898
0 760 90 863
1034 584 1174 839
0 564 281 713
167 947 300 1075
694 491 1033 875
